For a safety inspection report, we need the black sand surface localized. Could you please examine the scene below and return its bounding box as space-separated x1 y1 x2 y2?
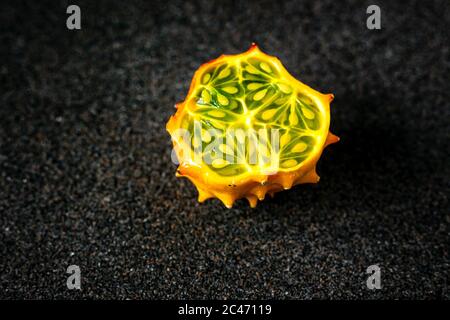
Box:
0 0 448 299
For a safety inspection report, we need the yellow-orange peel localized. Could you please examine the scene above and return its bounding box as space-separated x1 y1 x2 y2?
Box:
166 44 339 208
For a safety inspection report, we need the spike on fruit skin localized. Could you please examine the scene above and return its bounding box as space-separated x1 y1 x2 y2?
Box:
324 132 340 147
246 195 258 208
198 188 214 203
166 44 339 208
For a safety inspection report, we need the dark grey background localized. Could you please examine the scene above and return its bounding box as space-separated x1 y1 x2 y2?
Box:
0 0 448 299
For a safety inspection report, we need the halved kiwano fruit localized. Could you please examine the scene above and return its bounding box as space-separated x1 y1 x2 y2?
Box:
167 44 339 208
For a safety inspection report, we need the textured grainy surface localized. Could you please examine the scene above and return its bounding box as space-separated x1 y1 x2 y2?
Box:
0 0 449 299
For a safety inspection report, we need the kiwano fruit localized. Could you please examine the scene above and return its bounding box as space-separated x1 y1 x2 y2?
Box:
167 44 339 208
